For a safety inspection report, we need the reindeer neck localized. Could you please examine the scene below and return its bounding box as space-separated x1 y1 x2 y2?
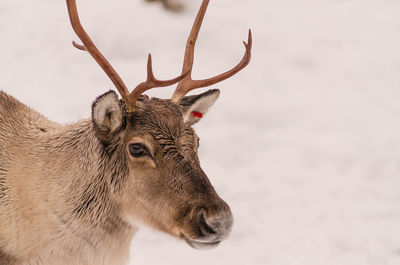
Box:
42 119 134 241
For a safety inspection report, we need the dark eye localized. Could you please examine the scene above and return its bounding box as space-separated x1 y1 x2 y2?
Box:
129 143 148 158
197 137 200 148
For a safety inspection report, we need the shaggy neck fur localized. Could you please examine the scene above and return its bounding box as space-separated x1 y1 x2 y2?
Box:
38 120 135 264
0 92 136 265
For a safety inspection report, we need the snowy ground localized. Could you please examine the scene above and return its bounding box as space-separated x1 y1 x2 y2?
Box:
1 0 400 264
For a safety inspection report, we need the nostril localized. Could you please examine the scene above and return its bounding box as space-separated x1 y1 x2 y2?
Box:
198 211 217 236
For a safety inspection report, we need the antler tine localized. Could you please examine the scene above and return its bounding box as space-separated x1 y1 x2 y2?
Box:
171 0 252 104
72 41 87 51
126 54 188 112
66 0 131 105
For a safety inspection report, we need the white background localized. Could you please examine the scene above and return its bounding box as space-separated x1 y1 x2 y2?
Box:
1 0 400 264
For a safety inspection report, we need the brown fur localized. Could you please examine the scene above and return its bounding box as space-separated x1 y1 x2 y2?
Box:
0 89 232 265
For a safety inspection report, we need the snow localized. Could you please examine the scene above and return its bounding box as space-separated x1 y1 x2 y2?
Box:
1 0 400 264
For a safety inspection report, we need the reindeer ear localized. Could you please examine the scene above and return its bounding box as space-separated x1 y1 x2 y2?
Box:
92 91 123 136
179 89 220 124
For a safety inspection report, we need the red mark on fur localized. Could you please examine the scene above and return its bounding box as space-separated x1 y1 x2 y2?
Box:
192 111 203 118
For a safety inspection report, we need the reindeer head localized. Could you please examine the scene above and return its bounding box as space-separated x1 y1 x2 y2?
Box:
67 0 251 249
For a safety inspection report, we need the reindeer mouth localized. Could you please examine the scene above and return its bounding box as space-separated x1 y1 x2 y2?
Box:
181 234 221 250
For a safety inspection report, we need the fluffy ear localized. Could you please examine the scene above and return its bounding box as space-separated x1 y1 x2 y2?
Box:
179 89 220 124
92 91 123 137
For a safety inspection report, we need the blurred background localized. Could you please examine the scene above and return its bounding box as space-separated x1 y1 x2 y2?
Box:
1 0 400 264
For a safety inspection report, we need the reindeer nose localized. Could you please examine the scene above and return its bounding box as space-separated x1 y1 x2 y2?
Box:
195 204 233 242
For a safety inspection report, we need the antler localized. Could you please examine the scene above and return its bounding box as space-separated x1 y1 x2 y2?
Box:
170 0 252 103
66 0 187 113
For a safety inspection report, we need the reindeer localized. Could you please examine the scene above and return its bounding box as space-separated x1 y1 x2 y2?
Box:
0 0 251 264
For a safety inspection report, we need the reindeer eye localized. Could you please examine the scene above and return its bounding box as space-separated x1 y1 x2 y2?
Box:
197 137 200 148
129 143 148 158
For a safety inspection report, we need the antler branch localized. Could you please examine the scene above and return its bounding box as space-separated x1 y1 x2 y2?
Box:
66 0 186 113
66 0 131 105
72 41 87 51
170 0 252 103
127 54 188 106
